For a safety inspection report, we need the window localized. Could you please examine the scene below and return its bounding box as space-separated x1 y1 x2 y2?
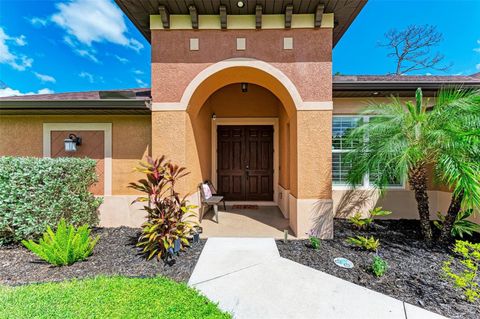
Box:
332 116 403 188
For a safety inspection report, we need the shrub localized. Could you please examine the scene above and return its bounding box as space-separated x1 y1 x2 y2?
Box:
0 157 102 245
22 218 99 266
442 240 480 303
348 207 392 230
371 255 388 277
346 235 380 252
348 212 373 230
309 236 321 249
129 156 197 261
369 207 392 218
434 209 480 239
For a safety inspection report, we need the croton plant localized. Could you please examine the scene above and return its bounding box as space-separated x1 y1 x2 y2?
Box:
129 156 197 261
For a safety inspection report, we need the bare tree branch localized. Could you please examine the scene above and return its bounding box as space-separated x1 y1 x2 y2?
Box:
379 24 452 75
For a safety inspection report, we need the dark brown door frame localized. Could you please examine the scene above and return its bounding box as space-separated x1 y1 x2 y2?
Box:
216 125 274 201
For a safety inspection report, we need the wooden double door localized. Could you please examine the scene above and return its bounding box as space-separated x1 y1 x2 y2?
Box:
217 125 274 201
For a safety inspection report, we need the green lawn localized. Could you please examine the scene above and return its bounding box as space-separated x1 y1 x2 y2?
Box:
0 276 231 319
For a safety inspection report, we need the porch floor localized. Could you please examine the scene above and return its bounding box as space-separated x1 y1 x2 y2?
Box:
200 205 295 239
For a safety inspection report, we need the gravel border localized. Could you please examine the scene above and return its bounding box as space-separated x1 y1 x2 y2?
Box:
0 227 205 286
277 219 479 319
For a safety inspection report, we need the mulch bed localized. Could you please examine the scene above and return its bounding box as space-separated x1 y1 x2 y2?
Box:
0 227 205 286
277 219 480 319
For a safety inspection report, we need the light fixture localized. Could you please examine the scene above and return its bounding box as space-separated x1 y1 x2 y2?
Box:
372 91 379 96
212 113 217 120
241 83 248 93
237 1 245 8
64 133 82 152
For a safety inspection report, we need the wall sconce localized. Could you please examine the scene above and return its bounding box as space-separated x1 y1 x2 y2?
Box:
237 1 245 8
212 113 217 120
241 83 248 93
64 133 82 152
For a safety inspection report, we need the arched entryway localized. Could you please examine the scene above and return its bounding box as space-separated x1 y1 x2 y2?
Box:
151 59 333 238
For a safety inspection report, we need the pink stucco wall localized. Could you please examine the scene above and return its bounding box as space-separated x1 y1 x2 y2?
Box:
151 28 333 103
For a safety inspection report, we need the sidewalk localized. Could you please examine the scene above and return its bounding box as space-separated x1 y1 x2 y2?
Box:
188 238 447 319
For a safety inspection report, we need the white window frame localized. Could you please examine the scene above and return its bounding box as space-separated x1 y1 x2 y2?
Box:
332 115 405 190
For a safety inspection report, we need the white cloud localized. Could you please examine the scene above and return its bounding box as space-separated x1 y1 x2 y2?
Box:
0 87 54 97
64 36 99 63
474 40 480 53
51 0 143 52
34 72 56 83
28 17 48 27
14 35 27 46
133 69 144 75
76 49 99 63
37 88 54 94
79 71 94 83
115 55 128 63
476 64 480 71
135 78 147 87
0 27 33 71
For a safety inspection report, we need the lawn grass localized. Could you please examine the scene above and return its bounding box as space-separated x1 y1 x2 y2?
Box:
0 276 231 319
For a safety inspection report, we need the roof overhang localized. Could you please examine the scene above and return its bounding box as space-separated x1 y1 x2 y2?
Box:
115 0 367 47
0 99 151 115
333 81 480 97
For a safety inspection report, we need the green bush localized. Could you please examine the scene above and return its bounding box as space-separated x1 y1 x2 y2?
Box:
346 235 380 252
0 157 102 245
371 255 388 277
442 240 480 303
129 156 197 261
22 219 99 266
348 207 392 230
309 236 321 249
434 209 480 239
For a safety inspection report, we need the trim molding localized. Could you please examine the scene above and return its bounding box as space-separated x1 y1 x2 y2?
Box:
42 123 113 196
150 13 334 30
211 118 279 206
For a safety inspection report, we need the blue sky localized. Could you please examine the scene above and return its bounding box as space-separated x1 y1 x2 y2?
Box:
0 0 479 97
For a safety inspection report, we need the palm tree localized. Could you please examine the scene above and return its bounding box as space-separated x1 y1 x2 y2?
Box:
345 88 480 244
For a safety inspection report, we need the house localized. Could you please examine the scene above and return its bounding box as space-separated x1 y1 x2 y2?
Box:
1 1 479 238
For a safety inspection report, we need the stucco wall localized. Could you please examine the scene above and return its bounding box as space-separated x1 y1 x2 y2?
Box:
0 115 151 195
151 28 332 104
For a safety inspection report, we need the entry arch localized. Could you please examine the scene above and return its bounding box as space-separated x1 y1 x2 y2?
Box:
183 58 301 118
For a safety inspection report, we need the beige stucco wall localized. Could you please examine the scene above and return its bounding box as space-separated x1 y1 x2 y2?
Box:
0 115 151 195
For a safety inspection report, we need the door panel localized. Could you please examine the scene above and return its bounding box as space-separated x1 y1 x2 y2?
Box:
217 125 273 201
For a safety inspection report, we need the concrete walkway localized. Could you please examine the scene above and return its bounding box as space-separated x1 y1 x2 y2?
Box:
188 238 447 319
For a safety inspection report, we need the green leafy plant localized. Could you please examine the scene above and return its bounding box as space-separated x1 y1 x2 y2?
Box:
309 236 321 250
371 255 388 277
369 207 392 218
434 209 480 239
345 87 480 243
442 240 480 303
22 219 99 266
348 212 373 230
346 235 380 252
0 157 102 245
129 156 197 261
348 207 392 230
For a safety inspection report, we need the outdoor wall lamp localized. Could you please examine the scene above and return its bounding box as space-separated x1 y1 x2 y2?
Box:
64 133 82 152
212 113 217 120
241 83 248 93
237 1 245 8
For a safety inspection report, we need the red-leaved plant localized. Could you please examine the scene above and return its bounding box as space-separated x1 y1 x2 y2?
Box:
129 156 197 261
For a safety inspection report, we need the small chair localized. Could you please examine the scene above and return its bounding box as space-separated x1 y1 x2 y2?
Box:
198 181 225 223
